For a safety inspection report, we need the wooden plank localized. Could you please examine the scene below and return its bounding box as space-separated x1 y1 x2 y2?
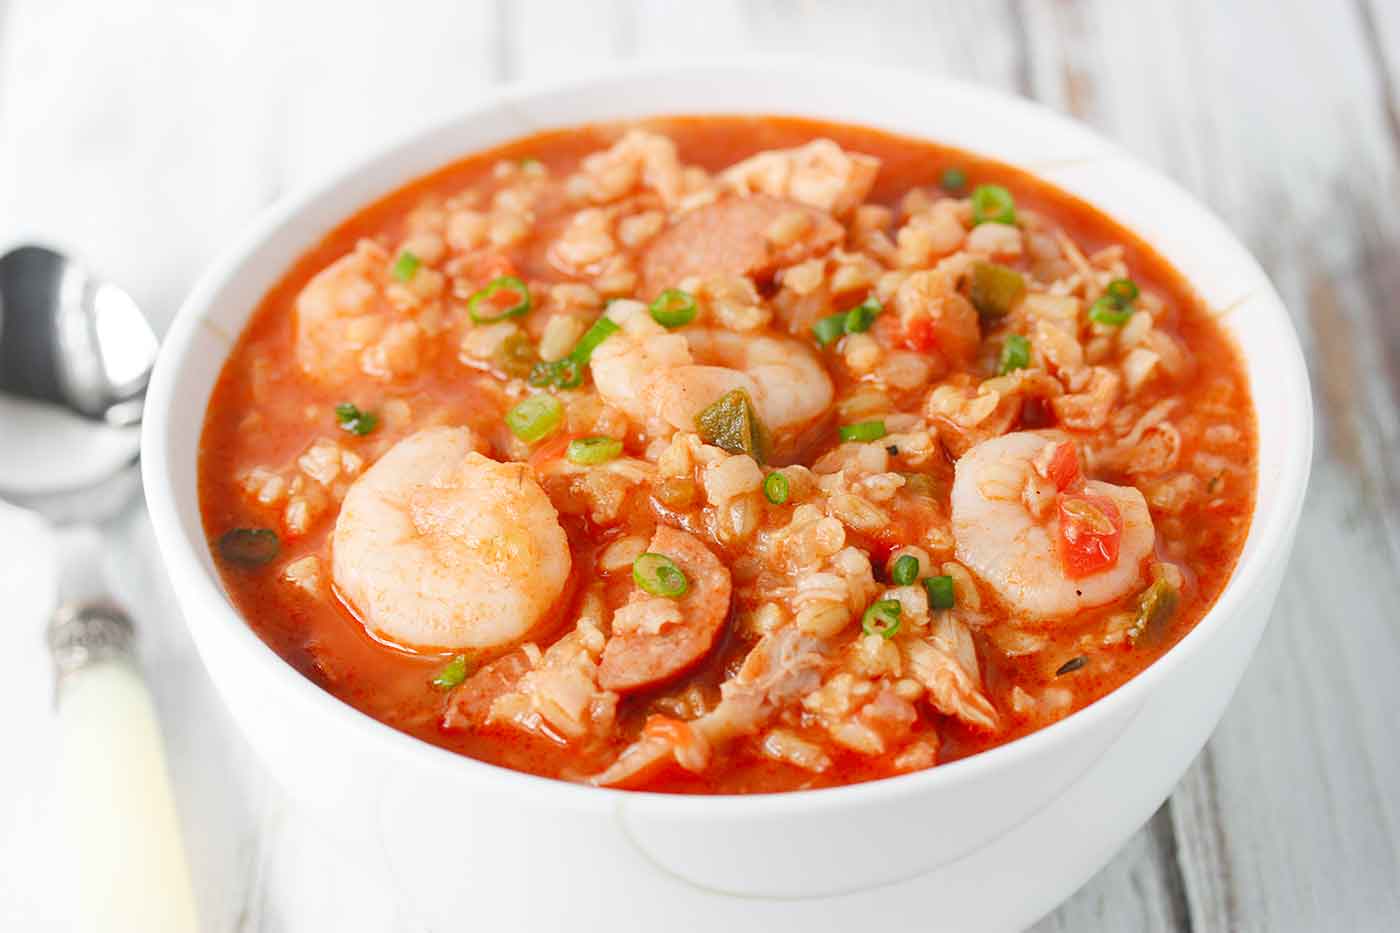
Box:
1014 2 1400 931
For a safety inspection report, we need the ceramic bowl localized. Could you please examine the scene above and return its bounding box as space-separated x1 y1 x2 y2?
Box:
142 61 1311 932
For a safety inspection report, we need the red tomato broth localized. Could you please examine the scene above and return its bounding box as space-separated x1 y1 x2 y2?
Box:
199 116 1257 793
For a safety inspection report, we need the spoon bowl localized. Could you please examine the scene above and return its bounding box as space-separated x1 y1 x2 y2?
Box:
0 244 158 427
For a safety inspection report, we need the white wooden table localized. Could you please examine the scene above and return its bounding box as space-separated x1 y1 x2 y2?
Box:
2 1 1398 930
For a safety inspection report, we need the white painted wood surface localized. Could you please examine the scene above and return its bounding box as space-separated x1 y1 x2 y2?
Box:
2 1 1397 929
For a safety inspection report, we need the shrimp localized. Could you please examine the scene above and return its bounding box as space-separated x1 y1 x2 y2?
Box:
331 426 571 651
721 139 880 217
294 239 424 385
590 301 834 439
598 526 732 694
950 431 1155 620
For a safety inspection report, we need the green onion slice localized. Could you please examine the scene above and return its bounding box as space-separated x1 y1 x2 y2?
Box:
218 528 280 567
696 389 769 463
505 394 563 444
763 471 790 505
843 296 882 334
432 654 472 689
861 599 903 639
970 184 1017 226
527 317 618 389
567 436 623 466
839 420 887 443
1089 295 1134 326
998 334 1031 375
941 167 968 192
1106 278 1140 304
392 250 421 282
812 312 847 347
924 575 956 610
633 552 689 598
1089 278 1140 326
891 554 919 586
334 403 378 436
467 275 532 324
570 316 620 365
529 357 581 390
649 288 697 328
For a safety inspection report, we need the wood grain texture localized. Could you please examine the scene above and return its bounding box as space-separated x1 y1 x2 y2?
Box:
1 1 1397 930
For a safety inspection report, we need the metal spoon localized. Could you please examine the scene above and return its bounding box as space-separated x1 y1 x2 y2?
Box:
0 244 157 427
0 243 198 931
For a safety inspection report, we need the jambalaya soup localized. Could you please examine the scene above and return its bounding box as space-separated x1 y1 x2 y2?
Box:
200 117 1256 793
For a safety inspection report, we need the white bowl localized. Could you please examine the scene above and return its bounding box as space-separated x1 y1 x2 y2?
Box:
142 61 1311 931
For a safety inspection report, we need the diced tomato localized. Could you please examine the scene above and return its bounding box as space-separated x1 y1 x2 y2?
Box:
642 714 699 752
1057 492 1122 578
527 433 573 469
902 314 939 352
1046 441 1082 491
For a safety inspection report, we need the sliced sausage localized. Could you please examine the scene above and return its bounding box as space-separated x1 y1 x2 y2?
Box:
641 195 843 297
598 526 732 694
440 650 532 732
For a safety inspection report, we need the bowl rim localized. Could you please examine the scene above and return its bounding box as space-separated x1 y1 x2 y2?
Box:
141 57 1313 817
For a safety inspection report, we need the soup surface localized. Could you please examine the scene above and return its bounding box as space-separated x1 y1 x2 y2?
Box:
200 117 1256 793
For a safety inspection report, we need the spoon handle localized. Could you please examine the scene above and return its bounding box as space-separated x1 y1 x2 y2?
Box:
52 604 200 933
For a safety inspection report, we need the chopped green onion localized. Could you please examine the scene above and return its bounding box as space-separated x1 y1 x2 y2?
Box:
998 334 1031 375
633 552 689 598
861 599 903 639
891 554 919 586
649 288 697 328
217 528 280 567
839 420 887 443
392 250 421 282
1127 578 1179 645
696 389 769 463
968 261 1026 318
941 167 968 192
815 297 883 347
924 575 956 610
569 316 619 365
334 403 378 436
567 436 623 465
812 312 848 347
1106 278 1140 304
1089 295 1134 326
431 655 472 689
505 394 563 444
1089 278 1140 327
519 157 542 169
843 296 882 334
528 358 570 389
970 184 1017 226
527 317 618 389
467 275 532 323
763 471 790 505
